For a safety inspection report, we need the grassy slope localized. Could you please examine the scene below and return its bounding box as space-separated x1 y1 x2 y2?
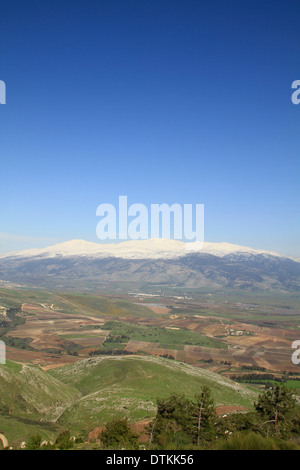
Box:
0 356 257 444
0 361 79 420
59 294 155 318
49 356 257 432
0 415 60 448
0 289 155 319
0 360 79 445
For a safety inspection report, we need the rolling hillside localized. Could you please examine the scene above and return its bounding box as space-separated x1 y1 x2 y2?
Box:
0 356 257 444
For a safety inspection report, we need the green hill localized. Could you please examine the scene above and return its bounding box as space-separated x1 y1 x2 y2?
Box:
50 356 257 431
0 360 79 419
0 356 257 445
0 360 79 445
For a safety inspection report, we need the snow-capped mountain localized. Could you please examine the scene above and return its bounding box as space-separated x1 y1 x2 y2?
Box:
0 239 299 292
0 238 288 261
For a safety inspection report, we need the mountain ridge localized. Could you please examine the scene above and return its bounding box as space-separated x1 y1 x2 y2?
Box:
0 239 299 292
0 238 293 261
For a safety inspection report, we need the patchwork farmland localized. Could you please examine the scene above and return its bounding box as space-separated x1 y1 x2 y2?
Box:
1 288 299 376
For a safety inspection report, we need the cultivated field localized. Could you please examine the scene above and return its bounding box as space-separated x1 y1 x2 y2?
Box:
1 287 300 375
0 286 300 447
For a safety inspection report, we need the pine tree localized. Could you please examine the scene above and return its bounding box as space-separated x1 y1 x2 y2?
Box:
153 394 193 445
190 386 217 445
255 384 296 435
100 418 138 449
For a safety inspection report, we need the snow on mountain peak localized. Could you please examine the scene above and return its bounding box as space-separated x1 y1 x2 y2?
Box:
0 238 289 261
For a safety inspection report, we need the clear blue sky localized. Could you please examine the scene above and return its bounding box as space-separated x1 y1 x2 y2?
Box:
0 0 299 256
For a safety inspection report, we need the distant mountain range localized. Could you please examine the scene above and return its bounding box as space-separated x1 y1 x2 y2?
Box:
0 239 299 292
